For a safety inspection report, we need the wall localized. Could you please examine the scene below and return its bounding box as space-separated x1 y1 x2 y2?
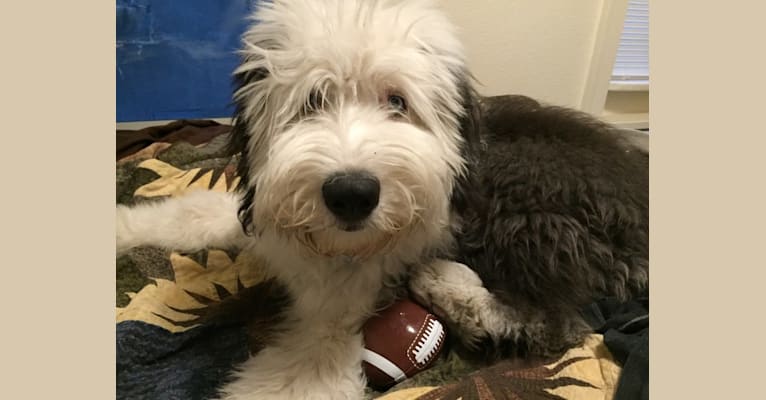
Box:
440 0 606 109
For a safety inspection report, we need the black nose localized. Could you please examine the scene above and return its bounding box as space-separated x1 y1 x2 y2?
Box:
322 172 380 223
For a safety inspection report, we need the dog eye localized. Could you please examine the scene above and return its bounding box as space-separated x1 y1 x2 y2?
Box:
387 95 407 113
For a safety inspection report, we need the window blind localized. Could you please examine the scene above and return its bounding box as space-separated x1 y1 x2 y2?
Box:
612 0 649 82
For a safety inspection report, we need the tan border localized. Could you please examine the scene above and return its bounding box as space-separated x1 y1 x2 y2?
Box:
2 1 115 398
653 1 766 399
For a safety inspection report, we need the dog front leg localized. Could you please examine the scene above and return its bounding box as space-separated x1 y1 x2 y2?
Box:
215 323 367 400
408 259 520 347
116 190 249 255
408 259 591 357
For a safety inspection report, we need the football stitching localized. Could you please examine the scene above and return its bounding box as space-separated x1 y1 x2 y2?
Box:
414 317 444 366
406 314 445 370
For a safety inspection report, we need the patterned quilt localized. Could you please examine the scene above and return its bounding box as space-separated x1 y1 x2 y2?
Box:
116 117 644 400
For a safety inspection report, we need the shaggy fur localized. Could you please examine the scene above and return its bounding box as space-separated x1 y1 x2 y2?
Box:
116 0 648 398
412 95 648 359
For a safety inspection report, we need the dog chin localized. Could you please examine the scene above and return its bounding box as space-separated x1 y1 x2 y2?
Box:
287 223 395 261
338 222 365 232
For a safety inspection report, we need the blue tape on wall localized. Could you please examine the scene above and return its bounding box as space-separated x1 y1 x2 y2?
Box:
117 1 257 122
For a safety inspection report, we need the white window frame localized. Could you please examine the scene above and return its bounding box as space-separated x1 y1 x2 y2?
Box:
581 0 649 130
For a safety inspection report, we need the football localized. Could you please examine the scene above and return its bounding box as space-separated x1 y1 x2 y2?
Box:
362 299 447 390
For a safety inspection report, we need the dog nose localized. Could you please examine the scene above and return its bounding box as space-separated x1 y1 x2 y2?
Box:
322 172 380 223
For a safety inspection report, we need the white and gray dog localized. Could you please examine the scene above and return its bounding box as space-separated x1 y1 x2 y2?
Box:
117 0 649 398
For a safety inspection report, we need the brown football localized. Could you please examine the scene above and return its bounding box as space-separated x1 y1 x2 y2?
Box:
362 299 447 390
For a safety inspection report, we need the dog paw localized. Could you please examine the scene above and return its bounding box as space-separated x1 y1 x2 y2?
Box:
409 260 509 348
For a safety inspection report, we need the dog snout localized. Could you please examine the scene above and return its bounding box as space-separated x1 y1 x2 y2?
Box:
322 172 380 223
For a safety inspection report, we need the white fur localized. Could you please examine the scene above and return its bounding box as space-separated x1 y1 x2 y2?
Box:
116 190 249 255
216 242 404 400
116 1 479 399
408 260 530 347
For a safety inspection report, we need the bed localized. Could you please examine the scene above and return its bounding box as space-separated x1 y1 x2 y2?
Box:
116 96 648 400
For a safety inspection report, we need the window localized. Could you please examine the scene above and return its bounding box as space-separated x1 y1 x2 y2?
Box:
601 0 649 130
611 0 649 86
580 0 648 122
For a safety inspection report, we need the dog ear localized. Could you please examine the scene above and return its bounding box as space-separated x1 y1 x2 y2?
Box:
456 78 482 150
227 67 269 158
228 66 270 235
450 77 485 217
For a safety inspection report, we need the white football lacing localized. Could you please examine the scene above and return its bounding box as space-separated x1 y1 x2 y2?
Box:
411 317 445 367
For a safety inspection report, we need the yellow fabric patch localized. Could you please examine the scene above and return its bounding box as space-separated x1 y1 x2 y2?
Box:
133 158 238 198
116 250 270 333
543 334 621 400
376 387 438 400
